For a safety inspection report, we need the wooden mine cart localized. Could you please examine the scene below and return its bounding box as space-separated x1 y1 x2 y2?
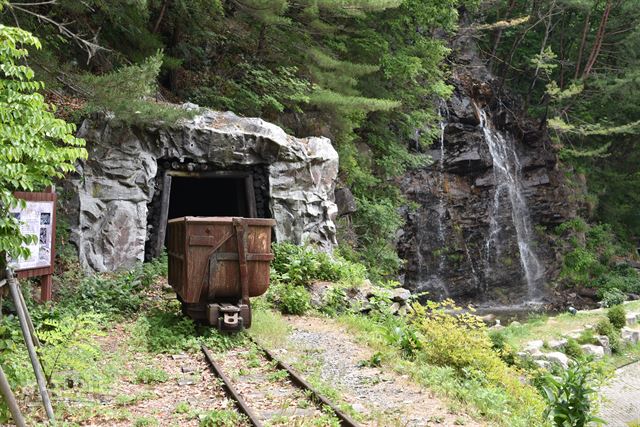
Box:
167 216 275 331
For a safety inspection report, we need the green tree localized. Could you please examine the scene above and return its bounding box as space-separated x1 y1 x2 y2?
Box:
0 23 86 260
480 0 640 242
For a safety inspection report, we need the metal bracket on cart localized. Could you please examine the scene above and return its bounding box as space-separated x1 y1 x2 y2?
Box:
207 302 251 331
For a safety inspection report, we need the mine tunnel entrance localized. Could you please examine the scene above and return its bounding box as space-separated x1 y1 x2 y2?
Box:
145 162 270 260
168 174 256 220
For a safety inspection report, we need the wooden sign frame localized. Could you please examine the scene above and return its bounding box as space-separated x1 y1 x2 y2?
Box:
11 190 57 302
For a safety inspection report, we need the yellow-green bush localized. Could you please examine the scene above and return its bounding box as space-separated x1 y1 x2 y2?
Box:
411 300 546 423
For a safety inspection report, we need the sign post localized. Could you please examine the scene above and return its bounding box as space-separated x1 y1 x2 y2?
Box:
8 189 57 302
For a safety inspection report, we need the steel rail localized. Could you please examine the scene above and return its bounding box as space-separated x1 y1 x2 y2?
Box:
249 336 361 427
201 345 264 427
202 340 361 427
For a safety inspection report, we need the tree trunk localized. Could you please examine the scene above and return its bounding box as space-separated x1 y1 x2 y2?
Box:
574 8 592 79
582 0 613 79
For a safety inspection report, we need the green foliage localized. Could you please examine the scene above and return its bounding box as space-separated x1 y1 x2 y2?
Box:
598 288 626 308
57 267 152 318
358 351 383 367
594 318 621 353
349 196 405 279
481 0 640 240
268 283 311 315
174 401 190 414
271 243 366 287
36 311 104 385
0 298 106 422
386 322 423 359
81 52 194 124
54 254 166 317
199 409 247 427
134 366 169 384
411 300 546 419
131 308 243 353
564 339 584 360
576 329 595 346
133 417 159 427
319 286 350 316
557 219 639 301
0 24 86 259
607 305 627 330
542 360 606 427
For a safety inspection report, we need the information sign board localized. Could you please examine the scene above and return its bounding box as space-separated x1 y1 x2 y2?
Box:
9 200 55 271
6 190 57 302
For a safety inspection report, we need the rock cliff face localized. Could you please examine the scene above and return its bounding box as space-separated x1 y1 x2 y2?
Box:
71 110 339 273
398 35 578 306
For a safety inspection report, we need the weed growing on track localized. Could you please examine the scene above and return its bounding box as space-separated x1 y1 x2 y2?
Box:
134 366 170 384
199 409 247 427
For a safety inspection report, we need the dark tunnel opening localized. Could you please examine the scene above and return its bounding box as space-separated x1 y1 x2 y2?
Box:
168 176 250 219
145 164 271 261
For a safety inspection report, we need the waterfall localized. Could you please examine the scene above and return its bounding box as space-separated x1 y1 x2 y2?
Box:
436 104 448 272
478 107 544 300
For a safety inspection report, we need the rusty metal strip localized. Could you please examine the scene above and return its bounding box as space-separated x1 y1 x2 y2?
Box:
211 253 274 261
250 337 361 427
201 345 264 427
234 218 250 305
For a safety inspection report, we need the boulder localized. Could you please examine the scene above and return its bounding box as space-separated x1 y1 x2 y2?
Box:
390 302 401 315
334 187 357 216
390 288 412 302
621 328 640 345
524 340 545 353
545 352 570 369
534 360 551 370
626 313 640 326
594 335 611 355
547 339 568 351
308 281 333 308
580 344 605 359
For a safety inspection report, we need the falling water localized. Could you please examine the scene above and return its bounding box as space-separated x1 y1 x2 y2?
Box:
435 104 448 271
478 107 544 300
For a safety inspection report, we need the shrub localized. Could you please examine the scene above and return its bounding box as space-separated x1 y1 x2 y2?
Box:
564 339 584 359
577 329 595 345
320 286 350 316
271 243 366 287
268 283 311 315
607 305 627 330
599 288 626 308
134 417 159 427
134 366 169 384
594 318 622 353
56 257 167 318
411 300 546 418
542 360 605 427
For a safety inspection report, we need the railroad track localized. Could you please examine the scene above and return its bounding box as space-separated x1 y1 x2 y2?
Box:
201 338 360 427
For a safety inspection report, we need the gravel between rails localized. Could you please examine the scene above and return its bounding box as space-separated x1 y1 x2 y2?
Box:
214 343 339 425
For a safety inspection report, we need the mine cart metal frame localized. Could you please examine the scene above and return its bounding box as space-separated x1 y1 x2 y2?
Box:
167 216 275 331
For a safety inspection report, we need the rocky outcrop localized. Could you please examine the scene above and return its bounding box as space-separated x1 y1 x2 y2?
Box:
397 29 578 305
71 110 339 272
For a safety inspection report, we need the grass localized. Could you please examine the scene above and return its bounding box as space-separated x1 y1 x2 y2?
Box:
501 302 640 347
248 304 291 347
496 300 640 368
